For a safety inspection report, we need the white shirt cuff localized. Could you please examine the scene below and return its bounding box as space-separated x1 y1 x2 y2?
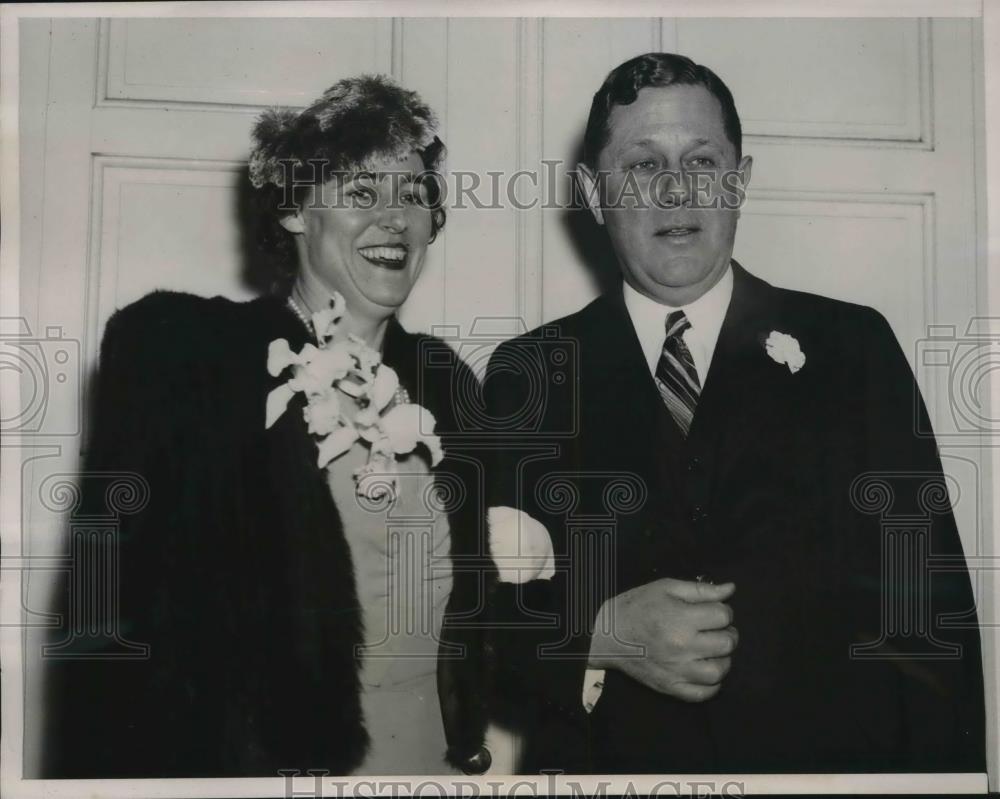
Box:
583 668 606 713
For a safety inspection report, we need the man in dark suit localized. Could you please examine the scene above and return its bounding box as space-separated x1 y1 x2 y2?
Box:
485 53 985 774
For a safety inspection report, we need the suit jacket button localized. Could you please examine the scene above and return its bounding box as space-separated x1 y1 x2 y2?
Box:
687 456 701 472
690 506 703 522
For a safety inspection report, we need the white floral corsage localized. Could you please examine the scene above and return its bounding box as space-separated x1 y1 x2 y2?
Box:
265 293 444 501
764 330 806 374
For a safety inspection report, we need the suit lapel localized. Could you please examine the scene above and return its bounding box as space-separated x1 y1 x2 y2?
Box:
582 290 687 467
575 291 698 579
686 261 787 456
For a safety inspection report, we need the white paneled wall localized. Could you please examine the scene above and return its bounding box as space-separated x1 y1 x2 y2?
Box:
17 16 990 778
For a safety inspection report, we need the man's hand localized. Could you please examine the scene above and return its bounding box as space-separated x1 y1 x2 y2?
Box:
588 578 738 702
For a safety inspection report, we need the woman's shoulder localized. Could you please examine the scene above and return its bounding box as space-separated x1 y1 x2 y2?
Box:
100 290 287 372
108 290 241 333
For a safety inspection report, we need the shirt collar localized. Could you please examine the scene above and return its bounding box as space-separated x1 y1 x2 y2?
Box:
623 264 734 375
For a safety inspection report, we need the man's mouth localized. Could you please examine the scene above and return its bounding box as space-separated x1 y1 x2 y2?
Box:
358 244 409 268
656 224 701 239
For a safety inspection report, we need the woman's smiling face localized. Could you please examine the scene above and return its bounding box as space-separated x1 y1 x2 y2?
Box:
290 151 433 319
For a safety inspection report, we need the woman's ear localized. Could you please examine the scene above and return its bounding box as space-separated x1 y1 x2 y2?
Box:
279 211 305 234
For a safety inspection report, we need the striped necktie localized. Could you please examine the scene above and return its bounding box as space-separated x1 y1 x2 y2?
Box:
654 310 701 436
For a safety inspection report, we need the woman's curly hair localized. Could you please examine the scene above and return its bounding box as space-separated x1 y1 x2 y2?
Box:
248 75 447 293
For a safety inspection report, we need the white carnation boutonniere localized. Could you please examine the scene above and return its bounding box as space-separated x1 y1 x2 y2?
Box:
764 330 806 374
265 292 444 501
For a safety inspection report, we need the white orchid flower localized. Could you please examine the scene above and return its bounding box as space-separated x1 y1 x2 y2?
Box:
303 390 341 436
265 307 446 498
310 292 347 342
381 404 436 456
423 434 445 467
316 423 359 468
350 336 382 378
307 342 355 384
354 406 380 430
265 384 296 429
372 364 400 411
337 378 365 399
354 449 397 501
267 339 299 377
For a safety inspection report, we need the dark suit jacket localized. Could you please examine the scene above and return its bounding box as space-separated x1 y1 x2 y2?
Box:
43 291 488 777
486 263 985 774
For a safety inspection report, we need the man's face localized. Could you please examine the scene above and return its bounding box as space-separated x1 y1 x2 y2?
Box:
579 84 752 306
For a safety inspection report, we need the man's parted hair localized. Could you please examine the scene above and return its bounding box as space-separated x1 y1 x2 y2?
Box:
582 53 743 169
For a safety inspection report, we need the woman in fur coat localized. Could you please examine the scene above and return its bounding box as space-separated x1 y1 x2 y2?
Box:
44 75 491 778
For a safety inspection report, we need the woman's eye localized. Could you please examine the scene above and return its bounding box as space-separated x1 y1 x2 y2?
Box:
346 186 376 206
404 183 431 206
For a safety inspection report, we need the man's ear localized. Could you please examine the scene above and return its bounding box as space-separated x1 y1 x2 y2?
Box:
733 155 753 217
576 163 605 226
738 154 753 188
279 210 305 234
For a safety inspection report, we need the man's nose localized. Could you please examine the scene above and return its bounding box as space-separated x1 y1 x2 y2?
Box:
654 169 692 208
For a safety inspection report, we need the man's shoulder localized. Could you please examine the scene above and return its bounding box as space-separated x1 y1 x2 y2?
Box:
492 294 611 354
767 283 893 343
752 281 909 385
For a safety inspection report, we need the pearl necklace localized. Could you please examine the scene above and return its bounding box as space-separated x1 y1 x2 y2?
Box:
284 295 411 406
286 296 314 336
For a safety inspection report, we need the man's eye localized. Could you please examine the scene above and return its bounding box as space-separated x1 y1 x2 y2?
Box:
687 157 716 168
628 159 658 171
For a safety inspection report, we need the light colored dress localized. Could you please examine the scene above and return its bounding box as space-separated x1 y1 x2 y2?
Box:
326 421 456 775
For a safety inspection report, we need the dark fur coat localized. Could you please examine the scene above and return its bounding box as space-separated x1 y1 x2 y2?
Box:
43 291 489 777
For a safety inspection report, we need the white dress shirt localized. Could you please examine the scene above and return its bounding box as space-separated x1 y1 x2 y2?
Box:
582 264 734 713
622 264 734 384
